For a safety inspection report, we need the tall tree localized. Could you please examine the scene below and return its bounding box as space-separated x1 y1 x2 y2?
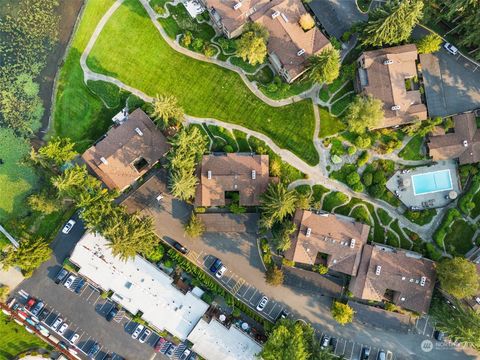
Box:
437 257 479 299
299 14 315 31
265 265 284 286
416 33 442 54
331 301 355 325
345 95 384 134
27 193 60 214
36 137 77 166
184 213 206 238
274 221 297 252
151 94 184 128
361 0 424 47
1 237 52 277
51 165 101 200
307 48 341 85
236 23 269 65
169 169 198 201
260 183 297 229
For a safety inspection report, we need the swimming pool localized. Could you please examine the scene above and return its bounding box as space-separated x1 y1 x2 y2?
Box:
412 169 453 196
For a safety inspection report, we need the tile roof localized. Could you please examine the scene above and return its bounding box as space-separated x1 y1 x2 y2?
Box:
81 109 170 191
197 213 259 233
428 112 480 164
195 153 271 207
284 209 370 276
252 0 331 81
349 244 436 314
356 44 428 129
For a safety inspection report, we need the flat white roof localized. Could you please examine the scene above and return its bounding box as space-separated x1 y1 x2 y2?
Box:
187 318 262 360
70 232 209 340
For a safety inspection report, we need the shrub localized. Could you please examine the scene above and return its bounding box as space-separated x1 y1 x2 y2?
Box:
203 43 217 57
341 31 351 42
192 38 204 51
331 301 354 325
362 172 373 187
265 265 284 286
313 264 328 274
223 144 234 153
347 145 357 156
144 244 165 262
357 151 369 166
282 258 295 267
354 135 371 149
181 31 192 47
346 171 361 186
351 182 364 193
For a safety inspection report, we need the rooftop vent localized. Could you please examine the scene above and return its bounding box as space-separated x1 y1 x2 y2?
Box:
333 259 337 264
134 127 144 136
350 238 356 249
281 13 288 22
271 10 280 19
463 140 469 147
297 49 305 56
402 276 406 280
306 227 312 237
400 297 405 301
375 265 381 275
391 105 401 111
420 276 426 287
233 2 242 10
100 157 108 165
383 59 394 65
252 170 256 179
156 194 164 202
207 170 212 179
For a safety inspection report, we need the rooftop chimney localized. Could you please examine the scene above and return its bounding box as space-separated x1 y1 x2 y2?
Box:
134 127 144 136
100 157 108 165
207 170 212 179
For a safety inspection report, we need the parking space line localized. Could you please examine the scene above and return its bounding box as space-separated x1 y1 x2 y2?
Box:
247 289 258 302
236 283 250 297
267 302 280 316
231 278 245 294
86 289 96 301
92 294 101 305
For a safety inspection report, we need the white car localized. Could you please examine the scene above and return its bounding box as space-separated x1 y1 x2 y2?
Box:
62 219 76 234
215 265 227 279
58 322 68 335
132 324 144 339
139 328 151 343
443 42 458 55
52 317 63 330
64 275 76 289
256 296 269 311
70 333 80 344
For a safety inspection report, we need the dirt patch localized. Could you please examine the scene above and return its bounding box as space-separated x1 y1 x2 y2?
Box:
37 0 84 137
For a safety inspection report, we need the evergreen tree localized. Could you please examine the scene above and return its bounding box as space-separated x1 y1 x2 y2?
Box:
260 183 297 229
307 48 341 84
36 137 77 166
151 94 184 128
331 301 355 325
345 95 384 134
437 257 479 299
184 213 206 238
2 237 52 277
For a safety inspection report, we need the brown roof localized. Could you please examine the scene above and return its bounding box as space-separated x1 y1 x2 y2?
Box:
203 0 269 34
252 0 331 81
197 213 259 233
428 112 480 164
121 170 168 214
284 210 370 276
349 244 436 314
195 153 271 207
356 44 428 129
82 109 170 191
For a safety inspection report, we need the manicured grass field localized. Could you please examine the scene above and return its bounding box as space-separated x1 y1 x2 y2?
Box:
0 128 38 221
398 135 426 160
444 220 476 256
318 107 345 138
0 314 50 360
86 0 318 165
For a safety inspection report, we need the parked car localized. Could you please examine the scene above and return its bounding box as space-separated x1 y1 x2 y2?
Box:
256 296 269 311
209 258 223 274
25 297 36 310
106 306 118 322
58 341 68 350
215 265 227 279
386 350 393 360
155 337 167 353
165 345 177 358
25 317 37 327
330 337 337 351
31 301 44 316
434 330 445 342
54 268 69 284
443 42 458 55
276 309 290 321
320 335 330 349
63 275 76 289
52 317 63 331
173 241 189 255
180 349 191 360
87 343 100 358
132 324 144 339
62 219 76 234
74 277 85 293
70 332 80 344
17 311 28 320
139 328 151 343
25 325 35 334
58 322 68 335
361 347 371 360
188 353 197 360
377 350 386 360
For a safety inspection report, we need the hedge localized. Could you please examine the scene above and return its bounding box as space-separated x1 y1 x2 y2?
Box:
432 208 462 248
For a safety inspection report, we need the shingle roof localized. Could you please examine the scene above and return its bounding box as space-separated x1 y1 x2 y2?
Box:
121 170 168 214
356 44 428 129
349 244 436 314
428 112 480 164
195 153 271 207
252 0 331 80
81 109 170 191
284 209 370 276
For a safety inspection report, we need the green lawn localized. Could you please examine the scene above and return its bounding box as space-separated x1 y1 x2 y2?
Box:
398 135 426 160
86 0 318 165
318 107 345 138
0 128 38 221
444 220 476 256
0 313 51 360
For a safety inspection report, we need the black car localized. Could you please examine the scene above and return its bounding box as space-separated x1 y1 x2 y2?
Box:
434 330 445 342
87 343 100 358
361 347 370 360
276 309 290 321
209 258 223 273
106 306 118 322
54 268 69 284
173 241 189 255
329 337 337 351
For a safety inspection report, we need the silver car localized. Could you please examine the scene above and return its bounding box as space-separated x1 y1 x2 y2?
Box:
256 296 269 311
62 219 76 234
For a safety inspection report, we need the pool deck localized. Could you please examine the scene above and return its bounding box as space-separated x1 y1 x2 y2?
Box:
386 160 461 210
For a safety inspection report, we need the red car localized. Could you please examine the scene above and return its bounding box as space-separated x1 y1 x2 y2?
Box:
17 311 28 320
154 337 167 353
25 298 36 310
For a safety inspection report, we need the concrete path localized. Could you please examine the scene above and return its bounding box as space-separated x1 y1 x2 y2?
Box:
0 224 19 248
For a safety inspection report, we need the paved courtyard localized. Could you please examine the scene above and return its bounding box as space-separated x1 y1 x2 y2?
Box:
386 160 461 209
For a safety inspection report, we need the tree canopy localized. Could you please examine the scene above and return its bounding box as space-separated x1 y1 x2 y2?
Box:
361 0 424 47
151 94 184 128
437 257 479 299
34 137 77 167
236 23 269 65
416 33 442 54
345 95 384 134
265 266 284 286
260 182 297 229
1 237 52 277
299 14 315 31
184 213 206 238
307 48 341 85
331 301 355 325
